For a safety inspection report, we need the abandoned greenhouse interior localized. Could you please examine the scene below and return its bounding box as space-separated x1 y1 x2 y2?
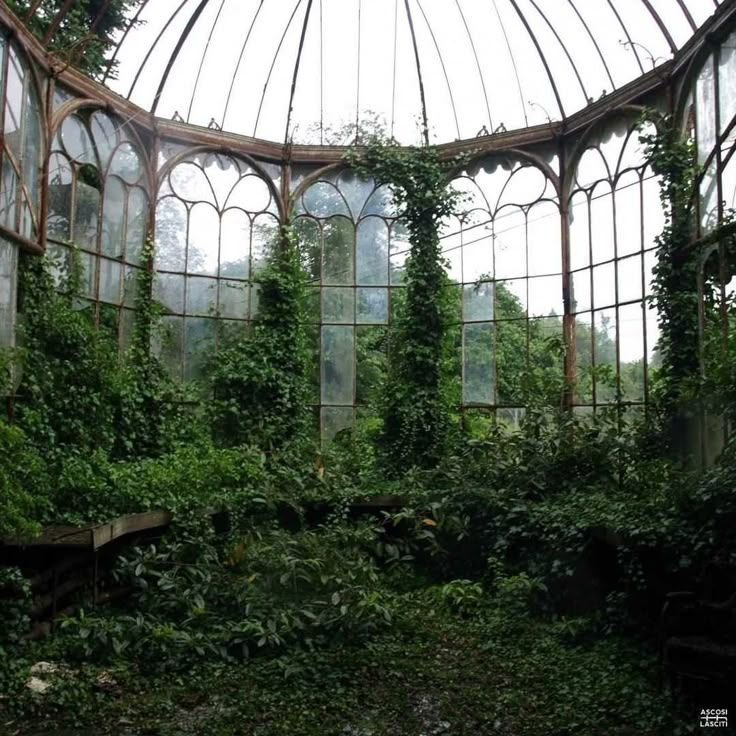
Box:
1 0 736 733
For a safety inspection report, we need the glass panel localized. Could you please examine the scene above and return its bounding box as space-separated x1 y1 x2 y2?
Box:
614 171 642 257
170 161 212 203
590 183 615 264
526 200 561 276
336 171 375 219
594 308 618 402
321 325 354 405
302 181 349 218
696 55 716 164
186 276 217 316
220 209 250 279
77 251 95 298
389 221 409 285
321 406 354 443
99 258 122 304
719 31 736 138
572 268 591 314
496 279 526 318
493 207 526 279
153 272 185 313
356 216 389 285
187 202 219 275
22 79 41 213
61 115 95 164
73 181 100 250
153 315 184 379
700 159 719 234
356 287 388 324
463 322 495 405
155 196 187 271
617 254 643 303
251 214 279 274
496 319 526 404
527 275 562 317
90 111 119 167
0 238 17 348
356 325 387 404
101 177 126 258
322 287 354 323
618 302 645 401
575 312 594 403
294 216 321 281
228 174 272 212
218 279 249 319
110 142 143 184
123 266 138 308
0 158 17 230
48 153 73 240
592 261 616 309
462 210 494 282
463 281 494 322
204 154 240 208
126 188 148 265
4 50 24 160
323 216 354 285
184 317 216 383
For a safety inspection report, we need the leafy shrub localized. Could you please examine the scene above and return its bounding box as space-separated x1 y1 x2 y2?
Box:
57 520 394 670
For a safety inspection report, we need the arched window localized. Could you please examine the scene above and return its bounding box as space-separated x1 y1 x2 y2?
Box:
294 169 399 441
154 151 278 382
47 109 149 345
445 155 561 428
568 117 662 411
0 36 43 350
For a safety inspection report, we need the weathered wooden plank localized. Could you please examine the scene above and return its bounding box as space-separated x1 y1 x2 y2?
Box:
2 510 173 550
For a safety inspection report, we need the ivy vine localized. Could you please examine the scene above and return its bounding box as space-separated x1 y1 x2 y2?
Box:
639 113 700 425
349 140 464 472
210 223 311 453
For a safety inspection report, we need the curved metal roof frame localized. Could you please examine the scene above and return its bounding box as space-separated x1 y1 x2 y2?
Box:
23 0 722 146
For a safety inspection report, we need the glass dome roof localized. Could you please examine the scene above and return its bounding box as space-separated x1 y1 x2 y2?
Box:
99 0 720 144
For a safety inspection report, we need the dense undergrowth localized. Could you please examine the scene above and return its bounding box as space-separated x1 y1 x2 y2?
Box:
1 120 735 733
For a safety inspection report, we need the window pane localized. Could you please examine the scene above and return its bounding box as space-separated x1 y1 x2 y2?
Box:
321 325 354 405
463 322 495 405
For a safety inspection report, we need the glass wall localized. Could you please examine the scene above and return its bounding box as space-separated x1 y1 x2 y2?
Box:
154 152 279 382
47 108 149 347
293 169 400 440
444 156 562 427
569 117 662 411
0 34 42 241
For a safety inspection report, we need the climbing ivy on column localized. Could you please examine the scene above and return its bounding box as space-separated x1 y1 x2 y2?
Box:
349 141 463 472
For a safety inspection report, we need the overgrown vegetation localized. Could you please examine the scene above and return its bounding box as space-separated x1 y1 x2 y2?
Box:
2 118 736 734
349 140 463 471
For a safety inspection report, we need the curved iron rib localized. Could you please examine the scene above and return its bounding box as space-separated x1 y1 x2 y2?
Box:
151 0 212 115
506 0 566 120
284 0 315 143
253 0 304 138
415 0 461 140
404 0 430 145
221 1 265 129
454 0 494 131
186 0 228 122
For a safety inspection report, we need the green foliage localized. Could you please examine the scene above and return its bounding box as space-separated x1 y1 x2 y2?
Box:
16 250 120 460
113 237 194 460
8 0 142 79
349 141 464 472
0 421 47 538
57 520 394 670
210 225 311 452
639 114 700 419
